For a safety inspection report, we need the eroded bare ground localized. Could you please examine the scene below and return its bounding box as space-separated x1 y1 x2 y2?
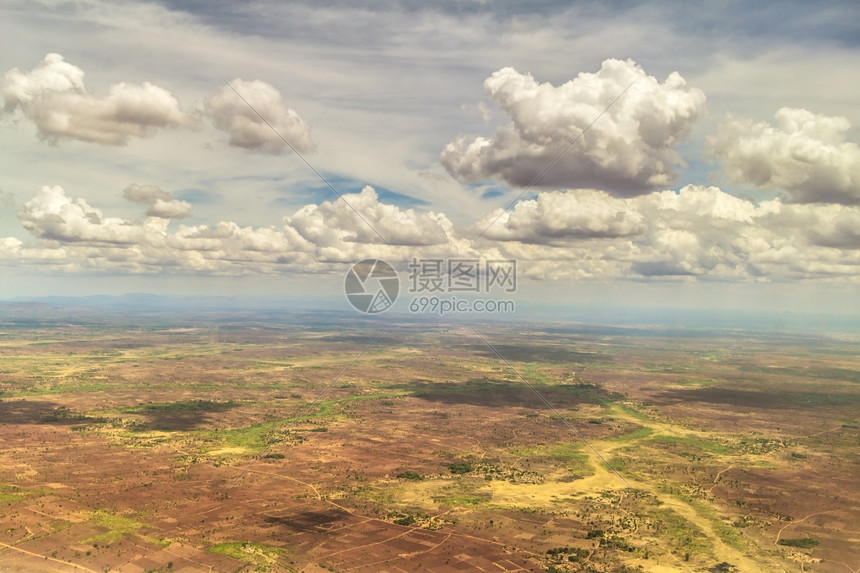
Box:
0 312 858 572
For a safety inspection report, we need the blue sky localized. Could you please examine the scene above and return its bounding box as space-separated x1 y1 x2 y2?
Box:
1 0 859 314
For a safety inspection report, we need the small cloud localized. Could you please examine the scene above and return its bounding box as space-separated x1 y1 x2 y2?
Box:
123 184 192 219
460 100 493 122
0 189 14 207
205 79 315 155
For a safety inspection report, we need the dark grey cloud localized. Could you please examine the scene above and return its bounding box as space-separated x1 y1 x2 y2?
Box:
631 260 695 277
152 0 860 50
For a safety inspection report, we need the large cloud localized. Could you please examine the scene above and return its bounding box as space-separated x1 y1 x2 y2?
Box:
123 184 192 219
1 53 193 145
441 59 706 195
206 79 315 154
709 107 860 205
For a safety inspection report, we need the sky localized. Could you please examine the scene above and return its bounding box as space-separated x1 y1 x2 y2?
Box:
1 0 859 315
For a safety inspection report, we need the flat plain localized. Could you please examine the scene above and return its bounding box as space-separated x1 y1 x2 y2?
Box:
0 305 858 572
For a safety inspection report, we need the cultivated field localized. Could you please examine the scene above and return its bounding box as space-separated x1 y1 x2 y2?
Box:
0 305 858 572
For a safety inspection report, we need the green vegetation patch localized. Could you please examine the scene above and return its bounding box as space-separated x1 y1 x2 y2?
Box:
676 378 722 388
0 484 48 503
546 443 594 475
648 507 710 558
448 462 472 474
511 442 594 475
432 478 493 507
304 391 407 420
611 402 654 422
607 455 629 472
687 498 747 551
649 435 729 455
778 537 819 549
736 437 782 455
119 400 237 414
609 426 654 443
435 493 491 506
206 541 290 568
83 511 146 544
198 421 295 452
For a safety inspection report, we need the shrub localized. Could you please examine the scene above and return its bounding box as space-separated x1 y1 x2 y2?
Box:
448 462 472 474
778 538 818 549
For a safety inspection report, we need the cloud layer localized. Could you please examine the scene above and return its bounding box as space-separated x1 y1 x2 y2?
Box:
441 59 706 195
5 184 859 285
8 185 463 274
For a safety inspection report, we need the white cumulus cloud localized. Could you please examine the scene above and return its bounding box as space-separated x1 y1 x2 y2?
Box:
1 53 193 145
480 185 860 282
476 189 645 244
709 107 860 205
441 59 706 195
287 186 457 250
19 186 154 244
206 79 315 154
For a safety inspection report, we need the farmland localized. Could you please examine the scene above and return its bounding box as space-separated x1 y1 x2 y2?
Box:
0 305 858 572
